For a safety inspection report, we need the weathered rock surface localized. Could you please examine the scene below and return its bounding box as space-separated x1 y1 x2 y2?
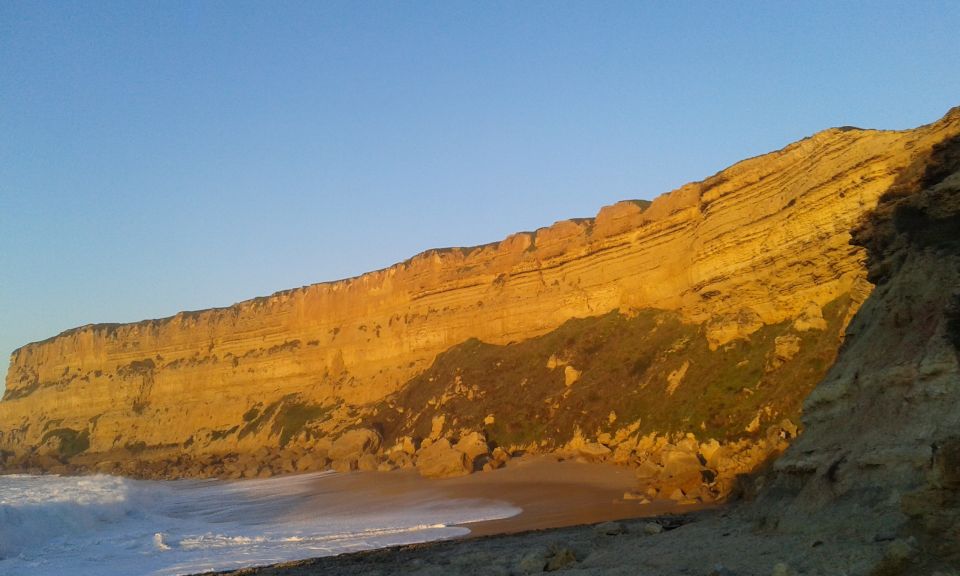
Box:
2 108 959 485
414 438 471 478
754 132 960 571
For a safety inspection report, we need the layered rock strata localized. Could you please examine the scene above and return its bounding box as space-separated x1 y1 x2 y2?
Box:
2 108 960 486
208 119 960 576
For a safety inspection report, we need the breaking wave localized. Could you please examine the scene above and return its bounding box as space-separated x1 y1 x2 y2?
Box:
0 472 518 575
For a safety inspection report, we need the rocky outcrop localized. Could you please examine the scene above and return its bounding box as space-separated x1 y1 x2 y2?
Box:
2 108 960 481
414 438 471 478
752 132 960 572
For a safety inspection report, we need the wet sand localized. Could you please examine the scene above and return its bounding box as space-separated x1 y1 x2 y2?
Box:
436 455 691 536
206 456 711 575
290 455 697 538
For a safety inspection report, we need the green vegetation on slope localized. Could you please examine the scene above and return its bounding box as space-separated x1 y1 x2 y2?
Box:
370 296 852 449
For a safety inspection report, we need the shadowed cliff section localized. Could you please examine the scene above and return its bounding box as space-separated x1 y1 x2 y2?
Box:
750 131 960 573
2 108 960 486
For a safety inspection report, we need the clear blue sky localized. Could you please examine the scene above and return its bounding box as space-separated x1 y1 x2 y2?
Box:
1 2 959 393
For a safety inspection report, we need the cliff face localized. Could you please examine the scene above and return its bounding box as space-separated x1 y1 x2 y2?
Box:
753 132 960 570
2 109 960 478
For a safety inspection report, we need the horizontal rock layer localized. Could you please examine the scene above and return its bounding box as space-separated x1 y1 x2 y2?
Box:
2 108 960 461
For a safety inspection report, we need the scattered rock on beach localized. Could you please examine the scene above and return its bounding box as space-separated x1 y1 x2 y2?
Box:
517 549 548 574
544 547 576 571
594 521 626 536
578 442 612 462
357 453 379 472
643 522 664 535
454 431 490 466
329 428 382 462
416 438 471 478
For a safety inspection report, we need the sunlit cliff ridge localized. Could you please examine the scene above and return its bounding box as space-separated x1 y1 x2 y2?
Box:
2 109 959 499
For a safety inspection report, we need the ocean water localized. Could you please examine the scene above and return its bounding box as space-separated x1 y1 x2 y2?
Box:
0 472 519 576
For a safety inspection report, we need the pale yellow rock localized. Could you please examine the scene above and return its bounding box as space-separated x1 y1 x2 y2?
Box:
666 360 690 396
699 439 721 463
416 438 471 478
792 301 828 332
774 334 801 362
563 365 581 387
454 431 489 462
428 414 445 441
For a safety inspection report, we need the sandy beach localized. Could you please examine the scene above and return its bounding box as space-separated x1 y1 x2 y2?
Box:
199 456 712 575
256 454 700 537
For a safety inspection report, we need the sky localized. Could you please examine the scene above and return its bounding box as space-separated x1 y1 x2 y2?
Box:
1 1 959 394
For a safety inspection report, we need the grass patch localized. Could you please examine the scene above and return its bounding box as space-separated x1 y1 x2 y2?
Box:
270 400 333 448
371 295 853 448
40 427 90 459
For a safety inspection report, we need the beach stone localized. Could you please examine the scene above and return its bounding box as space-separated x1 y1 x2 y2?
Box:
578 442 612 461
331 458 357 473
309 437 333 460
623 491 650 503
454 431 490 463
399 435 418 455
594 521 626 536
545 547 576 571
416 438 471 478
517 551 547 574
389 451 414 469
660 448 705 493
643 522 664 535
491 446 511 463
295 454 326 472
328 428 381 462
635 459 661 481
357 453 379 472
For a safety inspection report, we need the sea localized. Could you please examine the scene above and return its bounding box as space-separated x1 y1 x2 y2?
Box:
0 472 520 576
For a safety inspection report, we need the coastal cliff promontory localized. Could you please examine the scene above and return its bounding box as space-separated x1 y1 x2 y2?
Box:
3 108 959 491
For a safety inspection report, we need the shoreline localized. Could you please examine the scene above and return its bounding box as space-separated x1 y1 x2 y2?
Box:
436 455 703 537
197 456 712 575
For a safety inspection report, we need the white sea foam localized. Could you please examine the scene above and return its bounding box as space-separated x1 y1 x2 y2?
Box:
0 472 519 576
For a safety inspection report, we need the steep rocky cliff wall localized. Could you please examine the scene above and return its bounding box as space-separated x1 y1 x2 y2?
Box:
752 132 960 571
2 109 959 476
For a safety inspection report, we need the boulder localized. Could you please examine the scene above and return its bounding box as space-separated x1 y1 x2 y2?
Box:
660 448 705 492
399 435 417 455
357 453 379 472
491 446 511 463
545 547 576 571
578 442 612 461
331 458 357 473
389 451 414 469
643 522 664 535
454 431 490 463
594 521 626 536
328 428 381 462
416 438 471 478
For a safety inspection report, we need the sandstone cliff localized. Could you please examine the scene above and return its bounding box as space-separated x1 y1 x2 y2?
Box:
203 130 960 574
2 108 960 483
